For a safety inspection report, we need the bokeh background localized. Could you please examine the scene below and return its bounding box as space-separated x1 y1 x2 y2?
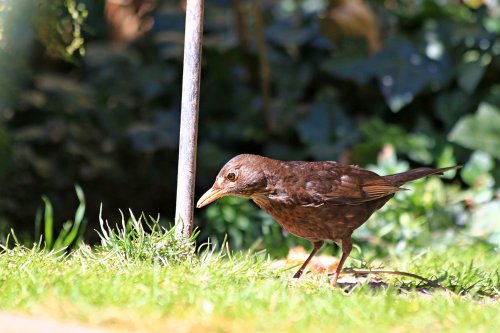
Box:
0 0 499 256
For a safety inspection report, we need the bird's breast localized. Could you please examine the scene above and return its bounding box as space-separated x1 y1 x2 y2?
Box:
250 195 336 241
250 195 390 241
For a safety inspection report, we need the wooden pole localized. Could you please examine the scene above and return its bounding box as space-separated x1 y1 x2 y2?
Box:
175 0 205 237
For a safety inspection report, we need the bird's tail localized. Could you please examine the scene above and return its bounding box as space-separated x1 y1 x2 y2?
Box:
383 166 461 186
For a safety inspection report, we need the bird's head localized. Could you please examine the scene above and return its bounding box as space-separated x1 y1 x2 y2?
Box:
196 154 270 208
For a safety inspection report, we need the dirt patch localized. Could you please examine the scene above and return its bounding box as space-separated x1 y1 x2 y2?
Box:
0 312 138 333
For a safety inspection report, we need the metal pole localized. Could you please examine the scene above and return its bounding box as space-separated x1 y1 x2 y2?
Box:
175 0 205 237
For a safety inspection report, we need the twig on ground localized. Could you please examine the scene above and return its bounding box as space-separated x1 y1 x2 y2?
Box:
332 268 457 295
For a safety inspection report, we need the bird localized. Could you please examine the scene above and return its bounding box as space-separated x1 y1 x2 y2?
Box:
196 154 460 286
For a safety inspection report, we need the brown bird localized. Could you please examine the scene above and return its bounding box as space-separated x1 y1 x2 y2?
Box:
196 154 459 286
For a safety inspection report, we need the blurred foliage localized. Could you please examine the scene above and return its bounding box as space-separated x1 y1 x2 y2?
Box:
449 102 500 159
360 147 499 256
0 0 87 104
0 0 499 254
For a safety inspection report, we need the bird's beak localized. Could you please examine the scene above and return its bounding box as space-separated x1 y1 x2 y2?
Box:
196 185 225 208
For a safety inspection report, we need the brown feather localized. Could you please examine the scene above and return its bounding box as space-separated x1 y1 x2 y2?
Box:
383 166 461 186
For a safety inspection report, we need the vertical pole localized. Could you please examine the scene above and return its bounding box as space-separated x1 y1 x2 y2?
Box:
175 0 205 237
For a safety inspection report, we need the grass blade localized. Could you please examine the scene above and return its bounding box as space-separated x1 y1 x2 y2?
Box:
59 185 87 249
34 208 42 241
42 196 54 249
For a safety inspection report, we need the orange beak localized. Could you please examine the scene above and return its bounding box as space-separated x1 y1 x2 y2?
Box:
196 186 226 208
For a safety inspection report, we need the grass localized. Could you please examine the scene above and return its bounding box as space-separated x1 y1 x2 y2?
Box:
0 214 498 333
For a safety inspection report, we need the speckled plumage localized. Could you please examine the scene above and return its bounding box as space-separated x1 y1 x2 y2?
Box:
197 154 459 285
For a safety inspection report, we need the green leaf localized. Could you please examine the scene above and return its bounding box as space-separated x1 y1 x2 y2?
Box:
296 90 358 160
34 208 42 241
458 59 485 94
42 196 54 249
371 37 450 112
467 200 500 244
448 103 500 159
60 185 87 248
461 151 494 188
53 221 72 250
354 118 434 164
435 91 470 129
437 145 458 179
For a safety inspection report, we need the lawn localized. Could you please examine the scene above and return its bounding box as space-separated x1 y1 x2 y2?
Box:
0 219 498 333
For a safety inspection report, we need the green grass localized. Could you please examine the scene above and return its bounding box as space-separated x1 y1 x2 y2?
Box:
0 212 499 333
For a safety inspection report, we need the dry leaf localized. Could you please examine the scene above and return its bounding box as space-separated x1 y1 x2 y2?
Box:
319 0 381 54
310 254 339 274
271 246 339 275
105 0 157 42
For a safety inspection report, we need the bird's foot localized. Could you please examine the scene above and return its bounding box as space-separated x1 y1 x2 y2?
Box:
330 273 340 287
292 270 303 279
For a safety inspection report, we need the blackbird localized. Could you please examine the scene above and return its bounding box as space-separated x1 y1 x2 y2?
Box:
196 154 459 286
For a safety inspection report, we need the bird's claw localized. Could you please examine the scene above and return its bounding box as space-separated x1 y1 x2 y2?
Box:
330 273 340 287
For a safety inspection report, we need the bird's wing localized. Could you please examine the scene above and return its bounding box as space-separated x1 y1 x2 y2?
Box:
275 162 403 206
322 175 403 205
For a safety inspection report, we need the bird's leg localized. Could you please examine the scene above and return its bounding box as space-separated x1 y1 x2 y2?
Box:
292 241 324 279
330 238 352 287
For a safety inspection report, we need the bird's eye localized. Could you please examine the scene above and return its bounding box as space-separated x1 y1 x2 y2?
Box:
226 172 237 181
